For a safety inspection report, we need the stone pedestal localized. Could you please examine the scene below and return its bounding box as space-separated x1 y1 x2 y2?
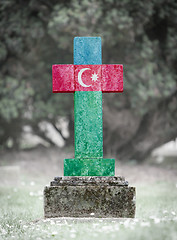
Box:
44 176 136 218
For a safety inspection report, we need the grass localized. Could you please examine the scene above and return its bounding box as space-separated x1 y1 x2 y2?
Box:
0 180 177 240
0 147 177 239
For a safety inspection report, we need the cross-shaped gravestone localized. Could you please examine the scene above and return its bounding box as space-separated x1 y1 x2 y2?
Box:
44 37 135 218
52 37 123 176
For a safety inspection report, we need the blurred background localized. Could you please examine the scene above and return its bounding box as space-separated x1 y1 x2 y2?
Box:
0 0 177 164
1 2 177 237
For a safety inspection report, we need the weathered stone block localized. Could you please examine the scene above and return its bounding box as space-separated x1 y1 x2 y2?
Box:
75 65 102 91
102 64 123 92
74 37 102 65
74 91 103 159
64 158 115 176
52 64 74 93
44 177 136 218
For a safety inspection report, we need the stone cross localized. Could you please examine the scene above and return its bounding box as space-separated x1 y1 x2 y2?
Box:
52 37 123 176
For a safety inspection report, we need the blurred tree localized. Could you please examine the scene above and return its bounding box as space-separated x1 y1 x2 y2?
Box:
0 0 176 161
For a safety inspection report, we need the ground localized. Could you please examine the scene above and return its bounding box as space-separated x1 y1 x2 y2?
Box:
0 147 177 240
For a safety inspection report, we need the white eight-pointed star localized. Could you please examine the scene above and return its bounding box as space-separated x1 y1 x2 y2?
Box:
91 73 98 82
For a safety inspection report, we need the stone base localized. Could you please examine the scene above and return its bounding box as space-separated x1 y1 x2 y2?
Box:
44 177 136 218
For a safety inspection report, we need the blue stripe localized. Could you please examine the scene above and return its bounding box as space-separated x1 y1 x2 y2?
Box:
74 37 102 65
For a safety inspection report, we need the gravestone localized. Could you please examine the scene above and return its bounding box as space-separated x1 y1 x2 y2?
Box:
44 37 136 218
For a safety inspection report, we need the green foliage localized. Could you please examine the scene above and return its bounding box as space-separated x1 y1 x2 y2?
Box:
0 77 34 121
0 42 7 62
0 0 176 148
47 0 177 113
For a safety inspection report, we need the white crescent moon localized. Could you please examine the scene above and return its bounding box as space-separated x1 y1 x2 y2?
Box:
78 68 91 87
